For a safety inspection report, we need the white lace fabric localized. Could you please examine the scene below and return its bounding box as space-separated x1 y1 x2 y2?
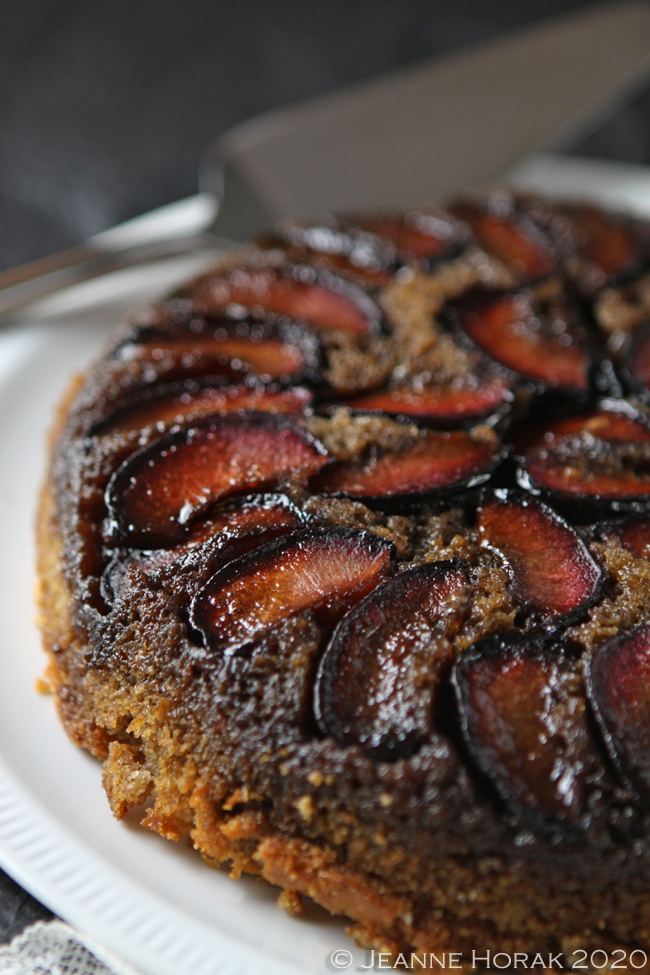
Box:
0 921 142 975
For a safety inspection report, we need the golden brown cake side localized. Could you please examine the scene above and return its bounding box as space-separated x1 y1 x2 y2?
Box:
38 473 650 960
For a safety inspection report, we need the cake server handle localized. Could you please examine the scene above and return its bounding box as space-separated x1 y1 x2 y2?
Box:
0 230 237 321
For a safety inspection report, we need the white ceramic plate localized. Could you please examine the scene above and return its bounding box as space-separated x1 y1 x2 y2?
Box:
0 253 358 975
2 156 650 975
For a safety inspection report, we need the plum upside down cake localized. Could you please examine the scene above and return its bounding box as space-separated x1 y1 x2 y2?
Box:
37 192 650 963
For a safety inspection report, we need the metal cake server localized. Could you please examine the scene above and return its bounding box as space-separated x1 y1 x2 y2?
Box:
2 1 650 318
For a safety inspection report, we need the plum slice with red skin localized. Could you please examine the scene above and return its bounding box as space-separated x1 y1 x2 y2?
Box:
314 560 470 760
150 492 308 561
269 211 464 277
522 407 650 446
476 492 601 624
262 220 394 285
560 205 646 295
117 333 308 387
523 437 650 503
114 310 321 390
190 527 394 655
587 625 650 799
450 290 590 392
453 634 609 822
103 493 309 605
450 202 557 281
517 405 650 507
341 375 512 428
358 212 462 266
95 383 312 435
258 238 391 287
296 252 392 288
598 516 650 560
106 414 328 548
178 265 383 337
310 428 505 503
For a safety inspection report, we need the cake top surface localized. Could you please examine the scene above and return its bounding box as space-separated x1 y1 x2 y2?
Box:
49 191 650 857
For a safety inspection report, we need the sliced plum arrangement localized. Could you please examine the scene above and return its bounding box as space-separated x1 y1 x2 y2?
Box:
516 403 650 512
587 625 650 801
63 194 650 840
560 204 647 297
476 492 601 625
314 560 469 760
175 264 384 337
190 527 394 655
94 382 312 436
453 634 613 823
105 414 328 548
341 372 512 428
449 288 591 396
310 428 505 505
449 199 558 282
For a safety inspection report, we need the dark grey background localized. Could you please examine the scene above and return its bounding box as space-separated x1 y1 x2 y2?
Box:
0 0 648 943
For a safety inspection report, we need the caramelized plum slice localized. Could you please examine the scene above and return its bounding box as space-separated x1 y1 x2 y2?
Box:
271 211 463 277
103 494 310 604
358 211 463 267
524 407 650 445
314 560 470 760
477 493 601 624
177 265 383 337
342 374 512 428
451 201 557 281
265 218 395 284
454 635 607 821
517 404 650 509
561 205 646 295
311 428 505 504
451 290 590 392
599 516 650 560
95 383 312 435
117 326 313 386
522 438 650 505
106 415 328 547
190 527 394 654
117 343 250 388
150 492 308 562
587 625 650 799
181 491 304 543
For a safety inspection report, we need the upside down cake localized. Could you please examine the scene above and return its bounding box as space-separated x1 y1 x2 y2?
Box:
37 192 650 962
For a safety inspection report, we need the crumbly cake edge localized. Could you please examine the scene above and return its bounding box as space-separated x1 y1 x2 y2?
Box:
32 372 431 958
36 484 457 960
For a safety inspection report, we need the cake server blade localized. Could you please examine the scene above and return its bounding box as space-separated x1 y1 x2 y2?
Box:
205 1 650 240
